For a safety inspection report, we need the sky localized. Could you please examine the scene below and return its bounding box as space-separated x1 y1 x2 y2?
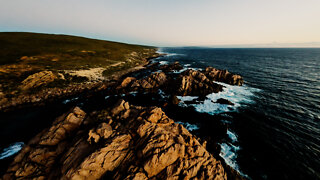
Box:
0 0 320 47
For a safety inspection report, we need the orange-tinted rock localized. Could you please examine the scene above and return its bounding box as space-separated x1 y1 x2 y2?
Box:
3 101 227 180
3 107 85 180
204 67 243 86
177 69 223 96
20 71 57 90
117 77 136 89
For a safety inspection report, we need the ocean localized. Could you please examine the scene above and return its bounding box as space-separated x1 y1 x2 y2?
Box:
0 47 319 179
156 47 320 179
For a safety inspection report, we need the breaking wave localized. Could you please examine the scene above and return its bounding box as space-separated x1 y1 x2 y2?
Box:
177 81 260 174
178 82 260 115
176 121 200 131
0 142 24 160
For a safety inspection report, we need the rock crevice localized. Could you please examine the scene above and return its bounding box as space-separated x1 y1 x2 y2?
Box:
3 100 227 180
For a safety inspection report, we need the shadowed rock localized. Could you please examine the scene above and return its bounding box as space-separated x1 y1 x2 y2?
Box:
215 98 234 105
159 61 183 72
3 100 227 180
2 107 86 180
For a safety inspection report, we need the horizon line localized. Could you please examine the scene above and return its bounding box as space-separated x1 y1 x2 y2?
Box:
2 31 320 48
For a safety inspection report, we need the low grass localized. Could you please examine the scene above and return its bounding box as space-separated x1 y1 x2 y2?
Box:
0 32 157 96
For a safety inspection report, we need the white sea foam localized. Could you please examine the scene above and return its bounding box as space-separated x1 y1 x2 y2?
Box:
177 81 259 177
227 129 238 143
173 68 188 74
220 129 249 178
158 89 169 98
157 49 185 57
176 96 198 107
166 53 185 57
62 97 79 104
159 61 169 65
220 142 240 171
129 91 138 96
178 82 260 115
176 121 200 131
173 67 203 74
0 142 24 160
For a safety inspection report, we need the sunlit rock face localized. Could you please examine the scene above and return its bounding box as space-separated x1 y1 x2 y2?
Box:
203 67 243 86
2 100 227 180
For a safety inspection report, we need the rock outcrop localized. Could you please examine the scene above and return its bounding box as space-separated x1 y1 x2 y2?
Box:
3 100 227 180
203 67 243 86
160 61 183 72
215 98 234 105
176 69 223 96
3 107 86 179
20 71 58 90
118 72 167 92
116 64 245 99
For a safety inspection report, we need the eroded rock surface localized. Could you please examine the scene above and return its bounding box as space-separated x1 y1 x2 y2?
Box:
112 63 244 101
3 100 227 180
20 71 58 90
203 67 243 86
176 69 224 96
118 72 167 92
3 107 86 180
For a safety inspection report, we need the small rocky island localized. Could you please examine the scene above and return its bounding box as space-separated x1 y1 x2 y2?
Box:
0 33 245 180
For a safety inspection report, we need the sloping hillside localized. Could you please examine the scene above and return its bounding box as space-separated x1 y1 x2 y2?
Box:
0 32 159 97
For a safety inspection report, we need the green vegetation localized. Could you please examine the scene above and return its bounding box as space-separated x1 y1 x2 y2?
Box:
0 32 158 96
0 32 154 66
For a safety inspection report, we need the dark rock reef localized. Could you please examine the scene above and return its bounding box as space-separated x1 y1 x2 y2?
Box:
159 61 183 72
3 100 227 180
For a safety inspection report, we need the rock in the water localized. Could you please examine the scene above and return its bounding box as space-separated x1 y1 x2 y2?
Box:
170 95 180 105
215 98 234 105
20 71 58 90
160 61 183 72
204 67 243 86
176 69 223 96
3 100 227 180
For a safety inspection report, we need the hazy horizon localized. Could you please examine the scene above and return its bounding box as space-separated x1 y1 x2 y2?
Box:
1 0 320 47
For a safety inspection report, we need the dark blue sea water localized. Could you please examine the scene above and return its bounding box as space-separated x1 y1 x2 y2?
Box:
157 48 320 179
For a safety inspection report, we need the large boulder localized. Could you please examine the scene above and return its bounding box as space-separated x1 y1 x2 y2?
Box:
116 77 136 89
118 72 167 92
3 101 227 180
159 61 183 72
203 67 243 86
176 69 223 96
215 98 234 105
20 71 58 90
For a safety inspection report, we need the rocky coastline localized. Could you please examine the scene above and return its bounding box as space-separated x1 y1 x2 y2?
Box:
1 55 245 179
0 53 163 112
